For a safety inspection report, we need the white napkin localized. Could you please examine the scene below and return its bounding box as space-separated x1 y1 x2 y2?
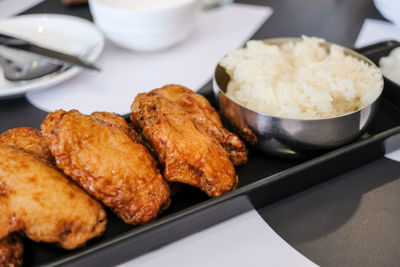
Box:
0 0 45 18
355 18 400 48
120 209 318 267
26 3 273 115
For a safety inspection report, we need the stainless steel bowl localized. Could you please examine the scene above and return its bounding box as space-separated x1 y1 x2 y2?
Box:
213 38 384 159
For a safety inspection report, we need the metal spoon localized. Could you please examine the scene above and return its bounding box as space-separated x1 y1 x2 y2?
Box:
0 50 64 82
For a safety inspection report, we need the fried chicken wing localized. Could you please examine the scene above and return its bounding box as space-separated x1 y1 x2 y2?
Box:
152 85 248 166
219 93 258 145
91 111 143 142
131 93 237 197
90 112 131 130
0 127 55 164
0 128 107 249
0 235 23 267
41 110 170 225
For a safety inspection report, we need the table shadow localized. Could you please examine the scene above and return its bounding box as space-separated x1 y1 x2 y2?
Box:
259 157 400 243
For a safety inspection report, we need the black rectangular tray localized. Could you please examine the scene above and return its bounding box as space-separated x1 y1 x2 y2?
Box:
23 41 400 267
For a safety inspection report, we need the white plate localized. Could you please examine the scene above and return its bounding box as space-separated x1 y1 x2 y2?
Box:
0 14 104 99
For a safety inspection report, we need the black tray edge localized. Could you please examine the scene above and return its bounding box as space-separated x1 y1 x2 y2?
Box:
355 40 400 56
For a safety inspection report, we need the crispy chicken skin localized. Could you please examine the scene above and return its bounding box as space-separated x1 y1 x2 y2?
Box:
0 235 23 267
91 112 143 142
0 129 107 250
131 93 238 197
41 110 170 225
91 111 129 126
0 127 55 164
152 85 248 166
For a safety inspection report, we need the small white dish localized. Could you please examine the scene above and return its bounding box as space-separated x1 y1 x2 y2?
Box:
0 14 104 99
89 0 200 51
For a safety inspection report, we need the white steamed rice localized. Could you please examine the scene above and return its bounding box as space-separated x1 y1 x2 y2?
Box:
219 36 383 119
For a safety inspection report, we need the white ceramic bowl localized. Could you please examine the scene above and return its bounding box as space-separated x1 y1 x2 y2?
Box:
89 0 200 51
374 0 400 25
